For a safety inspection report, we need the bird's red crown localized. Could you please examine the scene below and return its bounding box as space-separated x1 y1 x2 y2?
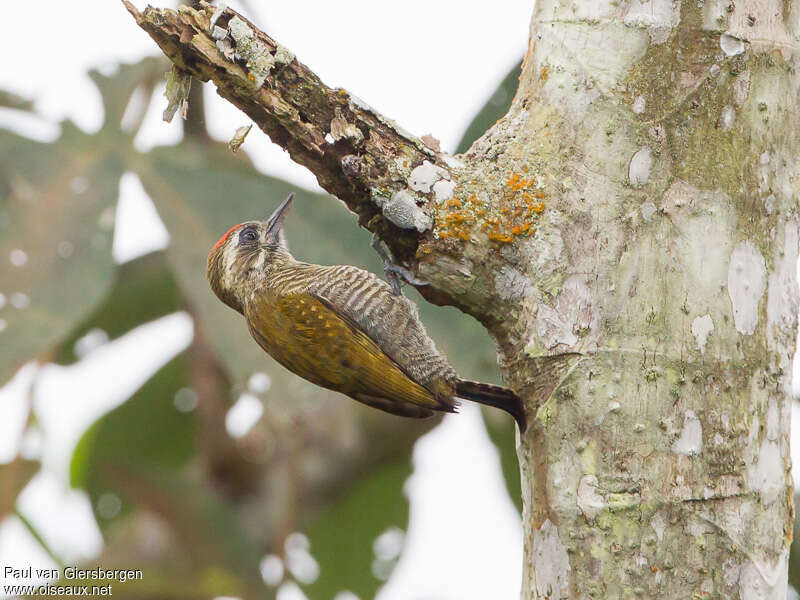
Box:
210 223 243 255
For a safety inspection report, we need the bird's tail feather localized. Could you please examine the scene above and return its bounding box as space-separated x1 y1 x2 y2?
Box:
454 379 526 431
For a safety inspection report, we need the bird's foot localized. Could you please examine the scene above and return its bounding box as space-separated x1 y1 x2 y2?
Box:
370 234 428 296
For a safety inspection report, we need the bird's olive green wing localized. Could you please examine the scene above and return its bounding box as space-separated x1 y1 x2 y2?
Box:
245 293 440 416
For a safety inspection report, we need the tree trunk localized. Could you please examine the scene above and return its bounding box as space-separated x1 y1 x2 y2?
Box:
128 1 799 597
502 1 799 597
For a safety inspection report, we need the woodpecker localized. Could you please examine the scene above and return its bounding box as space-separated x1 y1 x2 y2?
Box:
207 194 525 430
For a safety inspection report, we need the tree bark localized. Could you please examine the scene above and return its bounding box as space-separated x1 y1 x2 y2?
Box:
127 1 799 597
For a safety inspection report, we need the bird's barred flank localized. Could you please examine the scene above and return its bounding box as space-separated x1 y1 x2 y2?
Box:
207 193 526 430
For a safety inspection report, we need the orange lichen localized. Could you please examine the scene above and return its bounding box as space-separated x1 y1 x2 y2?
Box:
432 169 547 246
540 66 549 81
488 230 513 243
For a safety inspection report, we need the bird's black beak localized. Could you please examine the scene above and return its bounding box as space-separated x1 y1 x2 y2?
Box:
265 193 294 236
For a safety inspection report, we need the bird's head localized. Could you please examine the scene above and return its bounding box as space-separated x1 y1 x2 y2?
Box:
207 193 294 313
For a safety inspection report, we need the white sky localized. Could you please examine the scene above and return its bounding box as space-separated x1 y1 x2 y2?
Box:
0 1 531 599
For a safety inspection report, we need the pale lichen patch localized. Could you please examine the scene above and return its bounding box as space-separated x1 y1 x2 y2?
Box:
632 95 646 114
374 189 431 232
536 276 595 350
216 37 236 60
211 25 227 40
537 301 577 348
274 45 295 65
432 179 456 202
727 241 767 335
408 160 449 193
720 105 735 130
622 0 681 44
628 147 653 187
738 552 788 600
532 520 570 599
228 16 275 88
747 439 783 504
766 220 800 344
765 399 779 441
640 201 657 221
495 266 534 301
720 33 746 56
691 314 714 354
672 410 703 456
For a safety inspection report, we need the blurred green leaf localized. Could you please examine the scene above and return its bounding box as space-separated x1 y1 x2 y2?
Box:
0 123 121 383
70 352 195 494
304 459 412 600
0 58 169 385
53 251 183 365
70 352 265 596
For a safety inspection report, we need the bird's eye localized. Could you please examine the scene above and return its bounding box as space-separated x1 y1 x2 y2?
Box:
239 227 258 244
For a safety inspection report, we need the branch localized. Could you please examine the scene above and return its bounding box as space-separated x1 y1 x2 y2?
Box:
124 1 462 300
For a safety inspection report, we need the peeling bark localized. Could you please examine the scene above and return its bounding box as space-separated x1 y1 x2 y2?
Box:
128 1 800 597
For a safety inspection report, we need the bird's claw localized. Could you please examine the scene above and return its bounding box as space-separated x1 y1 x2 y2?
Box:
371 234 428 296
385 263 429 295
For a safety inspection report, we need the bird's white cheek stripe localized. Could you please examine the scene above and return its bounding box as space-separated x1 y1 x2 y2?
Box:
221 242 238 291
